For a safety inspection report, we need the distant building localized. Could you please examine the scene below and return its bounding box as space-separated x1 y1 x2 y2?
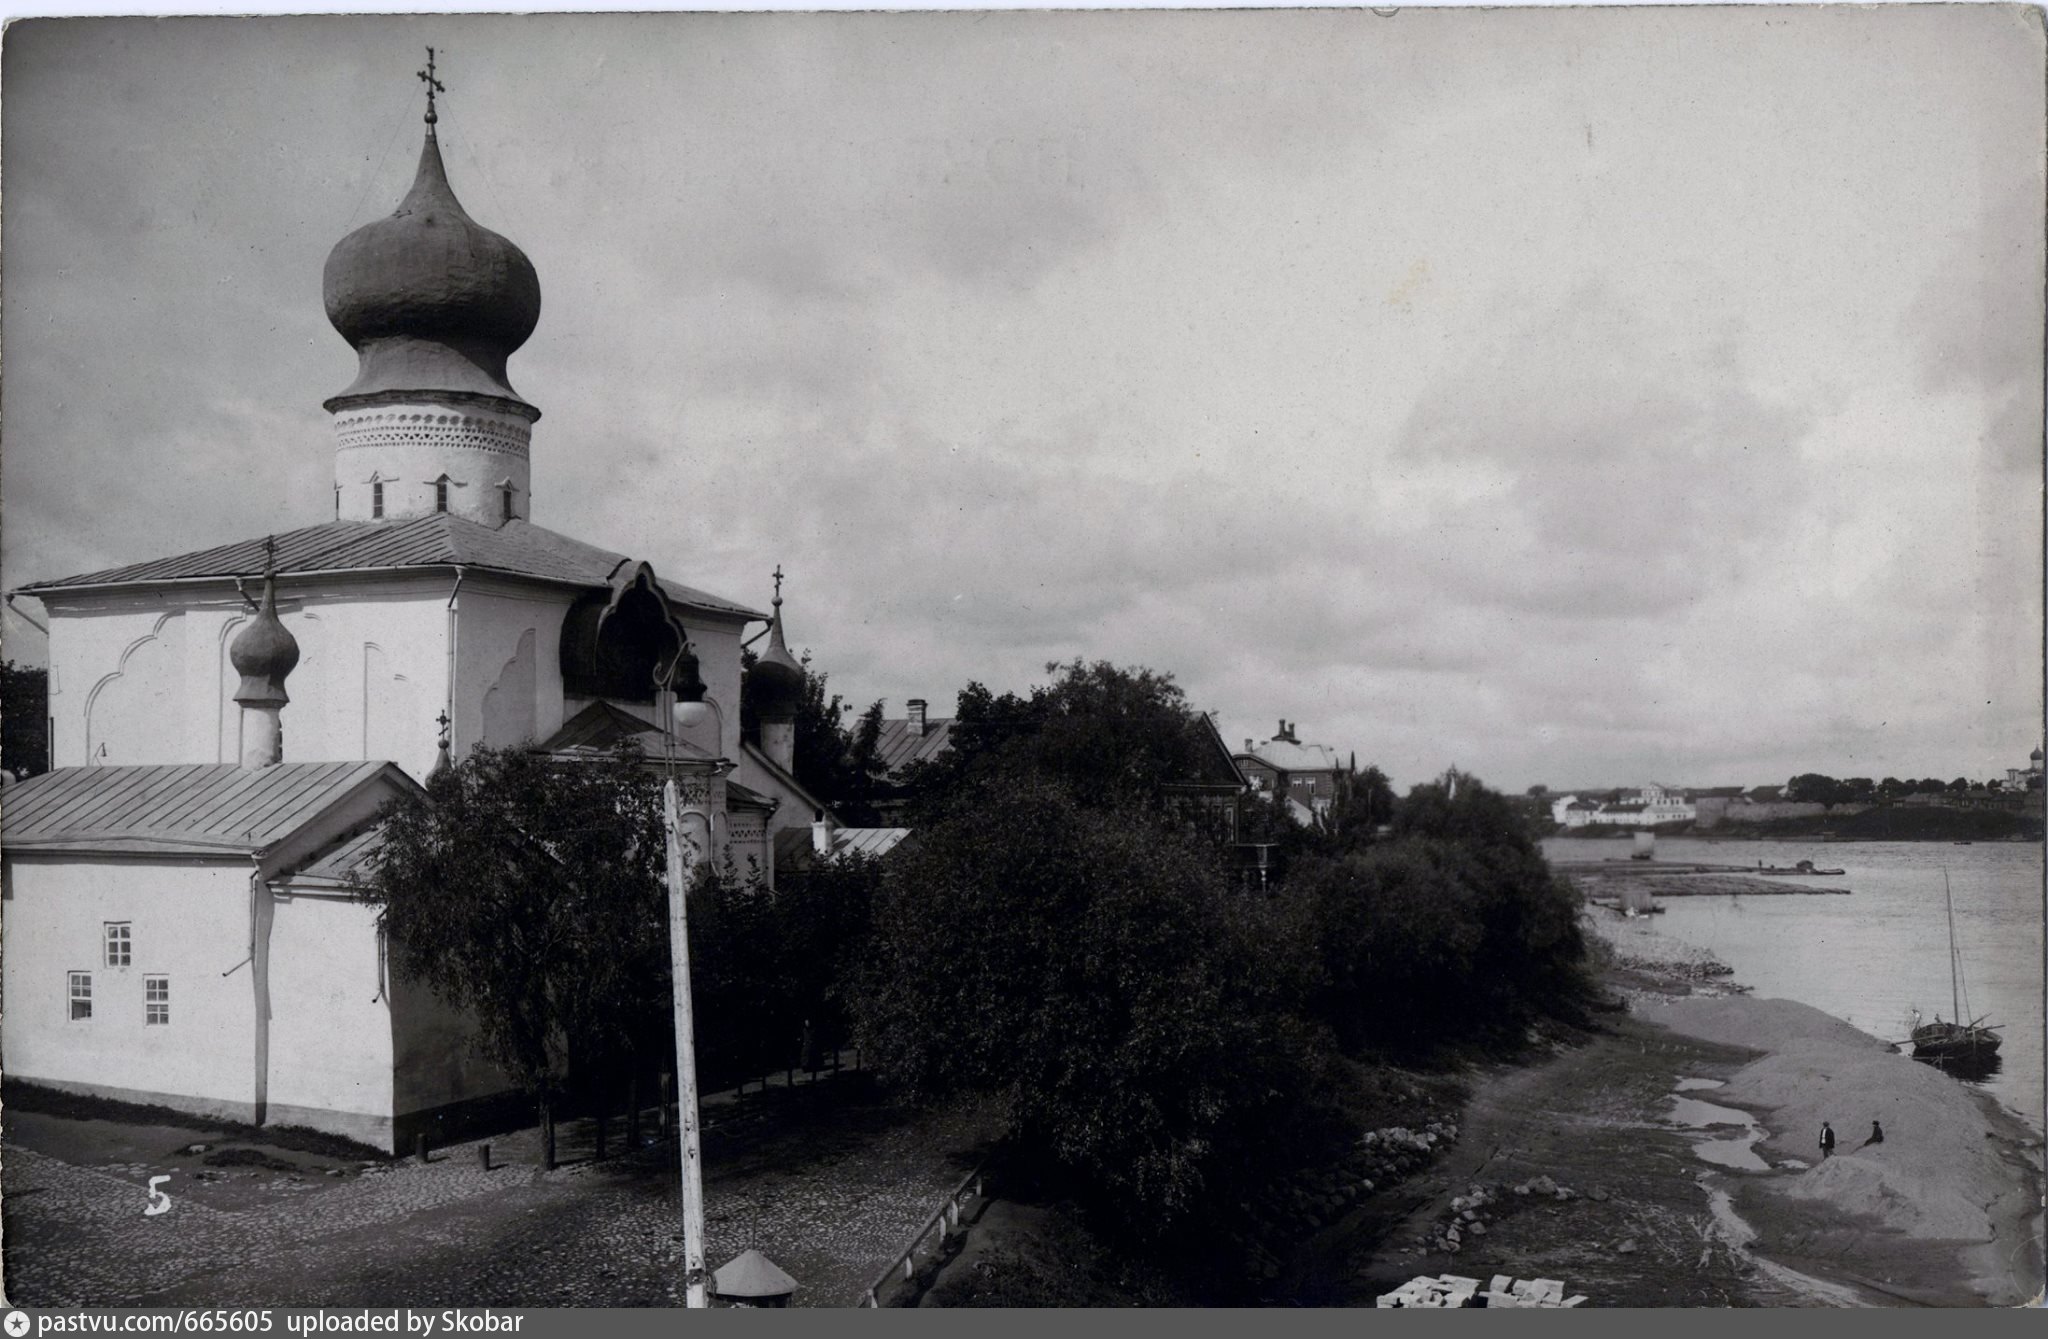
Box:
2005 746 2044 791
1233 720 1344 818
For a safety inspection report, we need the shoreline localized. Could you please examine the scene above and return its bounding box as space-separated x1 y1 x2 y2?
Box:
1304 912 2043 1308
1599 915 2045 1307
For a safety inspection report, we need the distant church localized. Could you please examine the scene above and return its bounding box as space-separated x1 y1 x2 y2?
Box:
2 75 833 1151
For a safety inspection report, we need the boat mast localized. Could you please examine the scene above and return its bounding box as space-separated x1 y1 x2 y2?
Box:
1943 867 1960 1026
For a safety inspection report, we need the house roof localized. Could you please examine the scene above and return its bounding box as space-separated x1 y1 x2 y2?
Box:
872 716 957 779
1 762 406 857
772 824 911 873
1235 739 1342 775
17 515 763 622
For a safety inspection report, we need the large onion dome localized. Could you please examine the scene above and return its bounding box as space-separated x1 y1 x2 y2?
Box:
322 128 541 413
749 582 805 724
230 550 300 707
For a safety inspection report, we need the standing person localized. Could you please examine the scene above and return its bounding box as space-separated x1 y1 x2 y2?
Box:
1819 1121 1836 1159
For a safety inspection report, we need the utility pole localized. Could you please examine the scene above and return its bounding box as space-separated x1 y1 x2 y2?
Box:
664 779 709 1309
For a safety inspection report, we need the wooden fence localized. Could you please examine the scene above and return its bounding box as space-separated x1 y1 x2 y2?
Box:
860 1159 990 1307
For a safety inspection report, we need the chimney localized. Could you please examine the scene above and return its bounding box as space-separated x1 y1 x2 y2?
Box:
1244 738 1253 752
907 698 928 738
811 809 834 856
229 539 299 768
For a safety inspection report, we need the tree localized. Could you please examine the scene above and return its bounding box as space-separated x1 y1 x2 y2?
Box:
354 743 670 1159
913 660 1219 821
2 660 50 779
1786 772 1844 805
1950 777 1973 792
852 767 1326 1239
1295 769 1592 1055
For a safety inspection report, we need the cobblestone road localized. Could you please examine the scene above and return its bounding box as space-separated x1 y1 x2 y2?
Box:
4 1082 997 1308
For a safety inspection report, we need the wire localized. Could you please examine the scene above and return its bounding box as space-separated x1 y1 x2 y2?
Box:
342 77 422 234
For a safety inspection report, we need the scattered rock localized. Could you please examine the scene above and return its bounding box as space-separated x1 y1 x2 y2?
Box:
1616 1239 1638 1255
1589 1187 1610 1202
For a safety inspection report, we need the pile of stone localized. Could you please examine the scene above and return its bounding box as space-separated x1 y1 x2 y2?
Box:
1235 1117 1461 1282
1376 1273 1586 1308
1404 1175 1609 1257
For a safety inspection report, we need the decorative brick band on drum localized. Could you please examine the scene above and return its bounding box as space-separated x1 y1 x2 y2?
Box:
334 407 532 458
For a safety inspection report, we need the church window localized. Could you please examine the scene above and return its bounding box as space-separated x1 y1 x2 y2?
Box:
372 480 385 519
501 482 516 522
68 972 92 1021
104 922 131 967
145 976 170 1026
435 477 450 513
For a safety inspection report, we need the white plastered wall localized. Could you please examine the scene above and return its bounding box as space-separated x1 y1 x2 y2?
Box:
46 580 450 779
1 858 263 1121
261 891 397 1141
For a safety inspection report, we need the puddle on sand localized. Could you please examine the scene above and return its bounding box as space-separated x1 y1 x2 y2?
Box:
1667 1085 1770 1173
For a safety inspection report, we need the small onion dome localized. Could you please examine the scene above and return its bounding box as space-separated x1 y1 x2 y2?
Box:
2032 747 2043 761
711 1250 797 1306
322 128 541 412
230 566 300 707
749 591 805 724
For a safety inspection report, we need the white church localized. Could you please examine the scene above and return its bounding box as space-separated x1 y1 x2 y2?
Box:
2 87 842 1152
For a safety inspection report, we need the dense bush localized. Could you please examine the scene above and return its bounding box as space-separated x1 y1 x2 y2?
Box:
1297 770 1592 1056
852 768 1330 1239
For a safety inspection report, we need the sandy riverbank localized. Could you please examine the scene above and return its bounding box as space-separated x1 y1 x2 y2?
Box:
1641 993 2044 1306
1298 913 2042 1307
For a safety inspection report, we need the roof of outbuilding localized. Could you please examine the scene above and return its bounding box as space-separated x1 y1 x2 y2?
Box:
18 515 763 621
872 717 957 778
772 824 912 873
1 762 406 857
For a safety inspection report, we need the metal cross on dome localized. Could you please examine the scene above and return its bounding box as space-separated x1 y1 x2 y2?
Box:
418 47 445 127
772 564 784 609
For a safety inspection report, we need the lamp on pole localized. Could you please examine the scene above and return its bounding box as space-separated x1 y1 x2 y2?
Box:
664 775 713 1308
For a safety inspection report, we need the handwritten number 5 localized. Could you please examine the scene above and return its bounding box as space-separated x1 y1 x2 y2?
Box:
145 1174 173 1216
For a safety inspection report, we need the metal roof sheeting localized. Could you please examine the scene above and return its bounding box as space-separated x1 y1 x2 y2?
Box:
772 824 911 873
288 823 388 884
21 515 763 621
872 717 956 779
2 762 398 856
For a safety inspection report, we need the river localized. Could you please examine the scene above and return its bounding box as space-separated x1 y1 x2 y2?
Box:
1544 836 2044 1133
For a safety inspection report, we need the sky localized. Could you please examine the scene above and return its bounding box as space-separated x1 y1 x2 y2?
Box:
2 6 2042 793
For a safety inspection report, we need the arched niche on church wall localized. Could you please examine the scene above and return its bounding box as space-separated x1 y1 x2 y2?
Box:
85 611 185 765
558 567 692 706
480 628 538 748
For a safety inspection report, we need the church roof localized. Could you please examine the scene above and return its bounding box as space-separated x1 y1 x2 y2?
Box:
286 822 389 885
20 515 764 621
534 701 717 763
1 762 405 857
